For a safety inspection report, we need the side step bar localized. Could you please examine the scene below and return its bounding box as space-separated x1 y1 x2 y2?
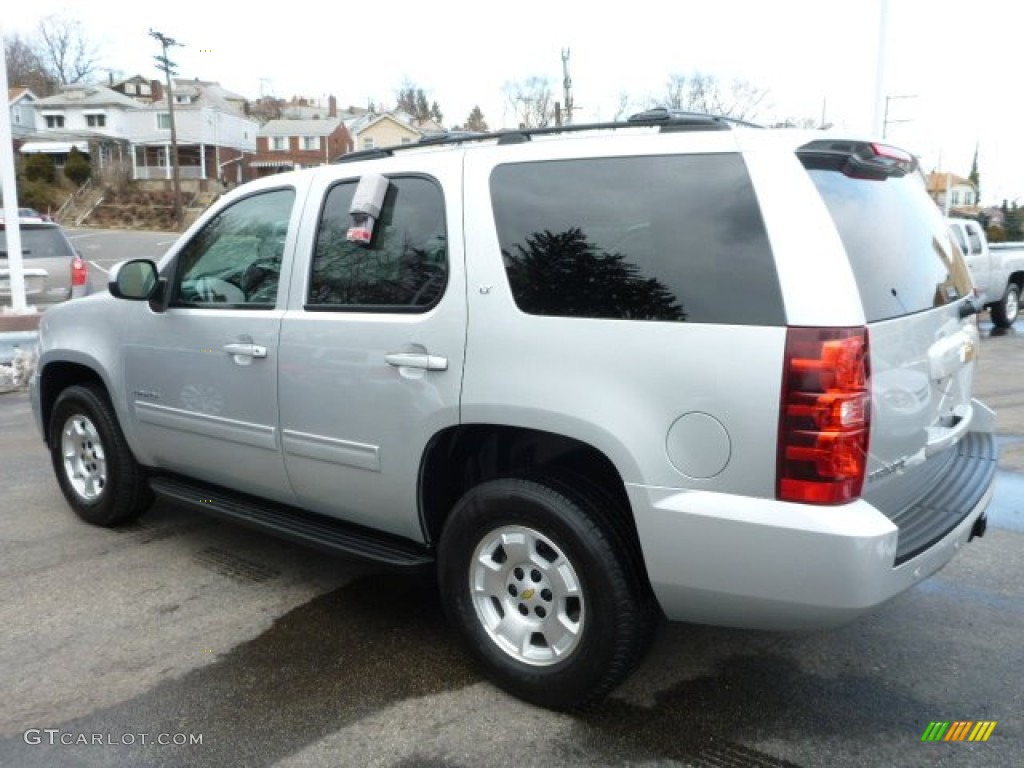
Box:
149 476 434 568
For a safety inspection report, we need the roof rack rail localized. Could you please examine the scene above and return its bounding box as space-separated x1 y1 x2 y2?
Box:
334 147 394 164
330 109 755 163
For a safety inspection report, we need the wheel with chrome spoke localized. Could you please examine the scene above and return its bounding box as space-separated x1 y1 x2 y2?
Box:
438 477 656 709
471 524 585 666
49 385 152 526
61 412 108 501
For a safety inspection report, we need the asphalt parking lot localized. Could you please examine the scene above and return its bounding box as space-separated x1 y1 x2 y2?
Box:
0 235 1021 766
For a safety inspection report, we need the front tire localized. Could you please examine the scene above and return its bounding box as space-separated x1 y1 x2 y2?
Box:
991 282 1020 328
49 384 152 526
438 477 656 709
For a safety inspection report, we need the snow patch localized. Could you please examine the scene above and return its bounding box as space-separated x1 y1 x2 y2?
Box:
0 346 38 393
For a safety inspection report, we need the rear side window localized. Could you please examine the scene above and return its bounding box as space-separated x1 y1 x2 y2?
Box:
804 165 971 321
490 154 783 325
0 226 75 259
308 176 448 312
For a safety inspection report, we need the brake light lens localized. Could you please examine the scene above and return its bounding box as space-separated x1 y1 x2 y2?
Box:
777 327 871 504
71 255 88 286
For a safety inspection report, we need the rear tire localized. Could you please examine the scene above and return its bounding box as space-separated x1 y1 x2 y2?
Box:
991 282 1020 328
49 384 152 526
437 476 656 709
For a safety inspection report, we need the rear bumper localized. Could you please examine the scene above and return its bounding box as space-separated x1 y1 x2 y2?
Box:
628 431 997 630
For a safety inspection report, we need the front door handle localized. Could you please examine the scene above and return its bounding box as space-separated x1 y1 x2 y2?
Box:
385 352 448 371
223 342 267 359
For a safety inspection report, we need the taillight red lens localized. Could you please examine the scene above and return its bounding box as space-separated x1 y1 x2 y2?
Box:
777 327 870 504
71 255 88 286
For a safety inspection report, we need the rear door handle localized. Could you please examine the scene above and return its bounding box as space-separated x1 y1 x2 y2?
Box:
223 342 267 359
385 352 448 371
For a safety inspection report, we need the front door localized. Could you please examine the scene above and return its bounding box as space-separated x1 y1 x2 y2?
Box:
123 186 300 503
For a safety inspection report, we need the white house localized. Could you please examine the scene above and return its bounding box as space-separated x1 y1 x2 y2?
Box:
125 80 258 184
19 79 258 184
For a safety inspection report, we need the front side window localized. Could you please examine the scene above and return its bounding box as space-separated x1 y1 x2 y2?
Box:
302 136 320 150
157 113 171 130
271 136 288 151
490 154 782 324
361 136 375 150
45 115 65 128
86 114 106 128
173 188 295 308
308 176 447 311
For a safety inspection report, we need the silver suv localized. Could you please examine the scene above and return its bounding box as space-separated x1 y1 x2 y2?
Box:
31 113 997 708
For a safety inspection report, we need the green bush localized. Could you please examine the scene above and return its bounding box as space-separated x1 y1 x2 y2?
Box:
64 147 92 187
23 153 56 183
16 178 63 214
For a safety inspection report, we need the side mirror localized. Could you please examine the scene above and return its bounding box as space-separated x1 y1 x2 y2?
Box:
109 259 158 299
109 259 167 311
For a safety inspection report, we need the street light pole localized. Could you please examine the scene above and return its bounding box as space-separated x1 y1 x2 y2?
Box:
150 29 184 227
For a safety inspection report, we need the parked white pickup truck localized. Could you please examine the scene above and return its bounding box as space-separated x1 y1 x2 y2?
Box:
948 217 1024 327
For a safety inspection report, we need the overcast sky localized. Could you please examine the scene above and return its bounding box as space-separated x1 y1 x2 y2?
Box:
5 0 1022 204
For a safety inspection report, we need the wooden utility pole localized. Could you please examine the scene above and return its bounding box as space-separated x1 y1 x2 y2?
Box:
150 29 184 227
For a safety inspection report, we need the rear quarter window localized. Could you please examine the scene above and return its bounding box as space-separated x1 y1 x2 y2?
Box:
489 154 784 325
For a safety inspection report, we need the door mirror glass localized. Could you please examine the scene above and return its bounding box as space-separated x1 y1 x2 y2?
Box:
110 259 159 300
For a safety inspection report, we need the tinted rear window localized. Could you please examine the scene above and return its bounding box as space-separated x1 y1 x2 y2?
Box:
0 226 75 259
804 166 970 322
490 154 783 325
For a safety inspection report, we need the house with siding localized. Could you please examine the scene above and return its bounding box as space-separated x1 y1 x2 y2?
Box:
8 88 40 145
927 172 979 211
18 79 258 186
20 84 144 171
344 112 423 151
128 79 257 184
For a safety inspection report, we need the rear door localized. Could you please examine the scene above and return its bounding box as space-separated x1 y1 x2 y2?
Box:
278 158 466 541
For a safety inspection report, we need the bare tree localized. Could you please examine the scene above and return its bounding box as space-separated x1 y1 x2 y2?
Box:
655 72 768 122
504 77 555 129
3 33 55 95
34 14 101 86
612 92 635 122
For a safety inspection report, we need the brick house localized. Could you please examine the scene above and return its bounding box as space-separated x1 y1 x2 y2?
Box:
252 117 353 177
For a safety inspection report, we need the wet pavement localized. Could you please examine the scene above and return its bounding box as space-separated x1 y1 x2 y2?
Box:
0 312 1021 767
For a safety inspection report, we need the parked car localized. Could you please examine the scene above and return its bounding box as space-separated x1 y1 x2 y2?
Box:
947 217 1024 327
30 113 997 709
18 207 55 222
1 220 88 306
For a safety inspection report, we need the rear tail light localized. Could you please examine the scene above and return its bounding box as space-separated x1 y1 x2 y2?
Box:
777 327 871 504
71 255 88 286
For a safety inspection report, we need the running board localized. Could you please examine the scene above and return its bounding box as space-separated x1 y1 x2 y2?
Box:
149 476 433 568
